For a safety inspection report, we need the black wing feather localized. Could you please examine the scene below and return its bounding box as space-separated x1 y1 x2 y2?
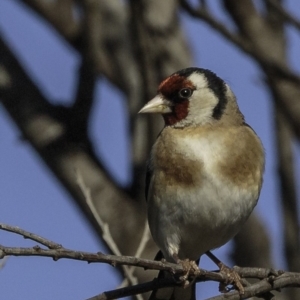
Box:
145 160 152 202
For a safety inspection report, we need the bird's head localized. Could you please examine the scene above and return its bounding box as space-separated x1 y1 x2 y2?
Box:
139 67 244 127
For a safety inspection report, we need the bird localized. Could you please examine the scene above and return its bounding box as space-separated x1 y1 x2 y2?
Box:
138 67 265 300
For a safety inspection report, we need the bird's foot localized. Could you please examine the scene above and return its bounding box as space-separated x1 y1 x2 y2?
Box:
205 251 244 294
218 263 244 294
173 257 200 288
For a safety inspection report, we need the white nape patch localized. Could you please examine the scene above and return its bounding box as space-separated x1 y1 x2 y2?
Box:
173 72 219 127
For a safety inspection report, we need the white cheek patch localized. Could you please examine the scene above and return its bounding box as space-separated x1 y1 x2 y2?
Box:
169 72 219 127
171 71 224 127
184 89 219 126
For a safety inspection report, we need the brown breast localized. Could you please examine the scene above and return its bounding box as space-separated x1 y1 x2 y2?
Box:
152 128 203 187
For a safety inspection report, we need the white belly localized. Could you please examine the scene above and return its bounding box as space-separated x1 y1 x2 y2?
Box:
147 174 257 261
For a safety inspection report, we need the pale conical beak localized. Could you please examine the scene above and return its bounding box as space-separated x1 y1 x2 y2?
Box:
138 95 173 114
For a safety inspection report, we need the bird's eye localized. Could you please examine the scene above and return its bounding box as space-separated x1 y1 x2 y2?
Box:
179 88 193 99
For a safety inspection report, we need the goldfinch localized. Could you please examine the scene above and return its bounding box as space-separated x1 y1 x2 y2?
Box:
139 67 265 300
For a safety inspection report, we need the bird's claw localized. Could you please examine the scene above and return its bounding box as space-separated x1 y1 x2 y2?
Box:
175 259 200 288
219 263 244 294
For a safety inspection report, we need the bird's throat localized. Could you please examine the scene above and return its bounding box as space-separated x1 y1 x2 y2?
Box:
163 100 189 126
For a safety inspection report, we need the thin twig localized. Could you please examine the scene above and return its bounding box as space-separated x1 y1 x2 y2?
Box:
134 221 150 259
0 243 180 273
75 171 140 292
76 171 121 255
0 223 62 249
118 221 150 291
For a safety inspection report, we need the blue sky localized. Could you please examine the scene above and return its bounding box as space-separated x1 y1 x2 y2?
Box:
0 1 299 299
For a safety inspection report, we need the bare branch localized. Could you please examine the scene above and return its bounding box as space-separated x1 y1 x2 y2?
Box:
2 223 300 299
274 106 300 300
0 244 166 272
76 171 122 256
0 225 220 278
134 222 151 260
0 34 149 260
76 170 150 300
0 224 62 249
128 0 192 199
71 59 96 136
0 229 177 273
180 0 250 52
223 0 260 36
20 0 79 42
180 1 298 77
87 270 298 300
86 277 177 300
2 242 297 300
265 0 300 32
76 171 140 290
180 0 299 80
118 221 150 290
206 274 297 300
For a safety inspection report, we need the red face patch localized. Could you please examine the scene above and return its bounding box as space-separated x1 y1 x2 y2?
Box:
159 74 194 98
163 100 189 125
158 74 194 126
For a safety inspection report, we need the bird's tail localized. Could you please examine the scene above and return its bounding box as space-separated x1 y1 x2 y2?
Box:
148 278 196 300
148 251 196 300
